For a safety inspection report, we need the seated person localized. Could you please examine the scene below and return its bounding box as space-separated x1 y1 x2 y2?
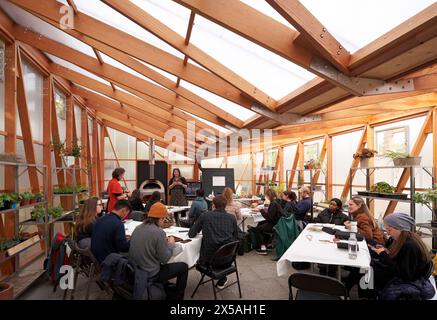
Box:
129 189 145 212
129 202 188 300
369 212 434 299
345 197 384 243
180 189 207 227
282 191 298 217
75 197 103 249
250 189 283 255
295 186 312 222
144 191 161 213
91 199 131 263
315 198 349 225
223 187 242 220
189 195 239 290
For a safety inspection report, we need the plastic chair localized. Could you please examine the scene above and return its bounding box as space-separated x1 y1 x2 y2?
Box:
288 272 348 300
191 241 242 300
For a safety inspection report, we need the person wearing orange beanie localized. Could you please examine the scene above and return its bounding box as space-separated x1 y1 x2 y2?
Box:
129 201 188 300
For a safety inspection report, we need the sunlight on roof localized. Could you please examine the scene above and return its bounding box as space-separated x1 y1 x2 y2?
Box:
300 0 436 53
180 79 256 122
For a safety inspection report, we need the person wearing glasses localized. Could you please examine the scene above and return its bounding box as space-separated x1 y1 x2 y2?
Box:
75 197 103 249
91 199 132 263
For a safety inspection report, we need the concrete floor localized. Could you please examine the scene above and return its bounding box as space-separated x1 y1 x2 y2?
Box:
18 250 292 300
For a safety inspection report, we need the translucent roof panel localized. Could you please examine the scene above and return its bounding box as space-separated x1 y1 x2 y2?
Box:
75 84 118 102
46 54 111 86
180 110 230 135
240 0 298 29
180 80 256 122
190 15 316 100
0 1 95 57
57 0 185 59
300 0 436 53
135 58 178 83
99 52 167 89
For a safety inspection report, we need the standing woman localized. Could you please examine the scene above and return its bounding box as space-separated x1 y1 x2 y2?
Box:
168 168 188 206
75 197 103 248
107 167 129 213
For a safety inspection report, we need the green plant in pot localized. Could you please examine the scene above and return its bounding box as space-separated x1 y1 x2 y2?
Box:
0 194 11 210
383 150 421 166
414 185 437 227
9 193 20 208
35 192 44 203
20 192 33 206
371 182 395 194
353 148 377 168
49 205 64 219
31 206 46 223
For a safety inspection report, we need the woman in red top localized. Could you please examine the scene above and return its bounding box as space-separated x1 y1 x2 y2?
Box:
107 168 129 213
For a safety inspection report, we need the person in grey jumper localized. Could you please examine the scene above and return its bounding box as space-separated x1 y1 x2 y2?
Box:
129 202 188 300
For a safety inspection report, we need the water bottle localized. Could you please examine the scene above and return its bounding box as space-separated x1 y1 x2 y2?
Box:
348 232 358 260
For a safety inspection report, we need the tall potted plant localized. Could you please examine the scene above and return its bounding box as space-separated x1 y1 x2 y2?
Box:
414 185 437 227
353 148 377 168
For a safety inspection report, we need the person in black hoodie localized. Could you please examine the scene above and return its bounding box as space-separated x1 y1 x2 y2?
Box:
314 198 349 225
250 189 283 255
369 212 434 299
129 189 145 212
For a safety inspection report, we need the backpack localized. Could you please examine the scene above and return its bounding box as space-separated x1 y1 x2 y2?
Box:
43 233 75 290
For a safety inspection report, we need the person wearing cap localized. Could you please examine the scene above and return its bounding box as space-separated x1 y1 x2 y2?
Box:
369 212 433 295
128 202 188 300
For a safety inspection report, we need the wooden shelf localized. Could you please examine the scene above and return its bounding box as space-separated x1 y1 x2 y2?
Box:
1 236 45 264
20 210 75 225
352 194 412 203
0 201 48 214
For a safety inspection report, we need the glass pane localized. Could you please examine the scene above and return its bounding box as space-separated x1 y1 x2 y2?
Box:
74 104 82 144
137 141 150 160
23 60 43 142
104 160 136 181
55 88 67 143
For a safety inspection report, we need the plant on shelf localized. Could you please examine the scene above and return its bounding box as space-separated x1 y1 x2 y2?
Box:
0 237 21 261
35 192 44 203
371 182 395 194
414 184 437 226
10 193 20 208
353 148 377 168
48 205 64 219
20 192 33 206
383 150 421 166
51 139 65 154
30 206 46 223
65 143 82 158
0 194 11 210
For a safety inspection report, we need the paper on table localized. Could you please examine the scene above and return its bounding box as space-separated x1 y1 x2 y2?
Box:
252 213 266 223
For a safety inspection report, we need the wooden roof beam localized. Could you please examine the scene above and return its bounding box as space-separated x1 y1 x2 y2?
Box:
66 0 78 14
8 0 255 111
176 10 196 90
102 0 276 110
266 0 350 73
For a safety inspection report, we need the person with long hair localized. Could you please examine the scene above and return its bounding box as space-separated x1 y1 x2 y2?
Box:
369 212 434 299
168 168 188 206
223 187 242 220
107 167 130 213
345 196 384 243
144 191 162 213
75 197 103 248
250 189 283 255
315 198 349 225
282 191 298 217
129 202 188 300
129 189 145 212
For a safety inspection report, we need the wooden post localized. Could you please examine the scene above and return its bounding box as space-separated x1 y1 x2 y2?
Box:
43 76 53 202
366 125 375 215
92 118 98 196
384 112 433 217
433 108 437 186
313 137 327 185
326 135 333 200
80 108 88 185
65 94 73 152
99 124 106 193
298 141 304 189
16 50 39 193
288 145 299 189
251 152 255 195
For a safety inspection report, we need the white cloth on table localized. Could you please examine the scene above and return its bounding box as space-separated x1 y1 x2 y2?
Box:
124 221 201 268
276 223 371 278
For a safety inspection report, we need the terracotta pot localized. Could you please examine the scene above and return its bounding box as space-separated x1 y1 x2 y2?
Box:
29 198 36 204
0 283 13 300
21 199 29 206
360 158 370 168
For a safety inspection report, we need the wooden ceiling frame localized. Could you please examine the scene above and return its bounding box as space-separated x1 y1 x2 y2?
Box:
7 0 256 112
102 0 276 111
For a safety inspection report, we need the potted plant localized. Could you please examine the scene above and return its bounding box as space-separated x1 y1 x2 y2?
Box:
35 192 44 203
29 192 37 204
383 150 421 166
0 194 12 210
10 193 20 209
414 185 437 227
20 192 33 206
0 237 20 264
31 206 46 223
68 144 82 158
353 148 378 168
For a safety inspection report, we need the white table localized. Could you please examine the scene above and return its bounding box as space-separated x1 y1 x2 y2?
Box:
239 207 266 231
166 206 191 226
124 220 201 268
277 223 371 281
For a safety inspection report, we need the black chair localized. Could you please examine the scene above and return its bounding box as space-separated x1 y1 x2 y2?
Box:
191 241 242 300
288 272 348 300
